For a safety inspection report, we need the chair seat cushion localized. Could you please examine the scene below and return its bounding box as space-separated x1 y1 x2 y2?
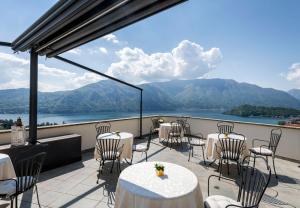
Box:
102 151 120 159
189 139 205 146
220 151 241 160
250 147 273 156
0 180 16 196
169 132 181 136
204 195 241 208
133 144 147 152
0 176 34 197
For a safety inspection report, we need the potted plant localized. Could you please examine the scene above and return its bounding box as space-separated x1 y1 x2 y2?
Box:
158 118 164 123
155 163 165 176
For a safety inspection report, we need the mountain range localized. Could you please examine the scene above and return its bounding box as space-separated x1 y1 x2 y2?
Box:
288 89 300 101
1 78 300 114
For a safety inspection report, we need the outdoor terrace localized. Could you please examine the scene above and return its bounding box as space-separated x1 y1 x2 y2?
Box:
0 116 299 208
0 135 298 208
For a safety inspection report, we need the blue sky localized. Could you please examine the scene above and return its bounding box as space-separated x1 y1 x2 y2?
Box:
0 0 300 92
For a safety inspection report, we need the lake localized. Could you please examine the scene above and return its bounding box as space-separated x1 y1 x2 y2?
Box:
0 110 283 126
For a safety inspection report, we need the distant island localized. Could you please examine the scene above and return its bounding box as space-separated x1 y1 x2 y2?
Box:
224 104 300 118
0 119 59 130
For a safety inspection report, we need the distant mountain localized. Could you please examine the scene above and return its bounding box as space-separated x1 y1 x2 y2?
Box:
288 89 300 101
1 79 300 114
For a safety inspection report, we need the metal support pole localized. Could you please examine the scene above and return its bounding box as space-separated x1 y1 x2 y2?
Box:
29 50 38 144
140 90 143 139
0 41 11 47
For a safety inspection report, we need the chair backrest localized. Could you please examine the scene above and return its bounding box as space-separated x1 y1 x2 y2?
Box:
176 118 187 128
15 152 46 194
170 121 182 135
95 122 111 135
237 157 271 207
217 121 234 134
184 123 192 136
96 138 121 160
151 118 160 129
268 128 282 153
185 123 204 145
218 133 245 160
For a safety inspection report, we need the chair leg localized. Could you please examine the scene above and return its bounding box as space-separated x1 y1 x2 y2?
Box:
266 156 269 169
272 156 278 179
10 197 13 208
253 154 256 168
201 146 206 165
219 158 223 180
35 184 42 208
130 151 134 164
110 160 115 173
227 159 230 175
145 152 148 162
118 160 121 173
236 161 240 175
192 148 194 157
15 195 18 208
188 146 192 162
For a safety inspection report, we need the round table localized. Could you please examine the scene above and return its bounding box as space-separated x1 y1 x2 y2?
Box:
159 123 183 140
205 133 248 160
115 161 203 208
94 132 133 160
0 153 16 180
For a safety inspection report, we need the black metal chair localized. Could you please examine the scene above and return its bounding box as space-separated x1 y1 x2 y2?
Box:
249 128 282 178
216 133 246 177
205 156 271 208
96 138 124 179
176 118 187 128
217 121 234 134
151 118 160 134
95 121 111 135
185 123 206 164
0 152 46 208
167 121 182 149
131 128 153 164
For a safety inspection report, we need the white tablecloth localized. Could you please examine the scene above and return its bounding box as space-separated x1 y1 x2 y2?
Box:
205 133 248 160
94 132 133 160
115 161 203 208
159 123 183 140
0 153 16 180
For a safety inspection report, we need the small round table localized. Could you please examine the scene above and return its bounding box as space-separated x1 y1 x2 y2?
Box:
0 153 16 180
94 132 133 160
115 161 203 208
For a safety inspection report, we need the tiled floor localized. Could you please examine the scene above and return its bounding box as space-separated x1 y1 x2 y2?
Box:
0 137 299 208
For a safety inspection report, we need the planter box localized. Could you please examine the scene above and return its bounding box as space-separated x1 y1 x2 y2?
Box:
0 134 82 171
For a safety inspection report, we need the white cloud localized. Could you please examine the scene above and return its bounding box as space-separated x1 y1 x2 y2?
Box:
0 52 102 92
286 63 300 82
107 40 222 83
101 34 119 44
0 52 29 65
66 48 81 55
38 64 76 77
68 72 103 89
0 79 29 89
99 47 108 54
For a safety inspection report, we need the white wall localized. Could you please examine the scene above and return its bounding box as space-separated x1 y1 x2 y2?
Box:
188 117 300 161
0 116 299 161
